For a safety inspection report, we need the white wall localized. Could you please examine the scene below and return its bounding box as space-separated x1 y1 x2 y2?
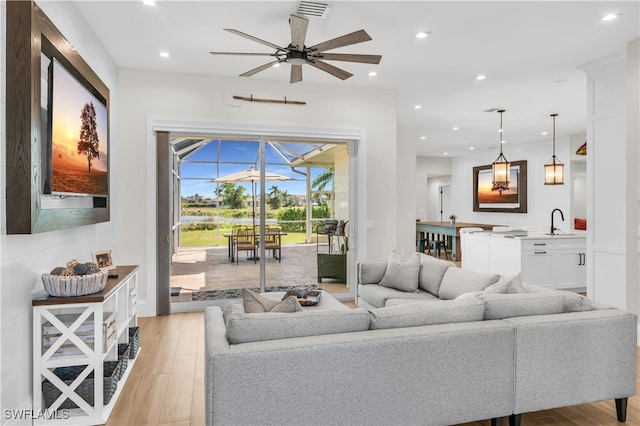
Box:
580 41 639 316
118 70 398 315
0 1 119 420
397 127 417 255
448 136 573 230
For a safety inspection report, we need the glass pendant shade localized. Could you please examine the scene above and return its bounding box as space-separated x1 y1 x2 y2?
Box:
544 114 564 185
491 110 510 186
492 152 511 185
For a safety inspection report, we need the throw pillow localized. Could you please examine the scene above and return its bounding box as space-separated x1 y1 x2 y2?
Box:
243 289 301 313
480 293 566 320
369 298 485 330
378 251 420 292
417 253 454 297
484 273 526 294
438 268 500 300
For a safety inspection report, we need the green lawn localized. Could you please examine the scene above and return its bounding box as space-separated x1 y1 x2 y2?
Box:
180 229 309 247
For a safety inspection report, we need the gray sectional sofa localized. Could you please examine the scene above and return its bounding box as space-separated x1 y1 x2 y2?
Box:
204 253 637 426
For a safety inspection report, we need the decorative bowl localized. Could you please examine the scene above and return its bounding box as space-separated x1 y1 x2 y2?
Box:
41 272 108 297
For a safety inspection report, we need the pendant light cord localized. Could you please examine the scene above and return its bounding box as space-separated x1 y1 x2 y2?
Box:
551 113 558 159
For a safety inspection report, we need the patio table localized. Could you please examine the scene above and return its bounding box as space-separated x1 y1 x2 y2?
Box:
223 231 288 262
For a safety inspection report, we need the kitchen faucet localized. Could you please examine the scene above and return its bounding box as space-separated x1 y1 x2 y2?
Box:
550 208 565 234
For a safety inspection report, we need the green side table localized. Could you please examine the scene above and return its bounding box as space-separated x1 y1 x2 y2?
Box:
317 253 347 283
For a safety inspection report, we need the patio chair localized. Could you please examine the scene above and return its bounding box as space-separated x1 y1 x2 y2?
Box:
263 226 282 262
316 220 338 253
235 226 257 264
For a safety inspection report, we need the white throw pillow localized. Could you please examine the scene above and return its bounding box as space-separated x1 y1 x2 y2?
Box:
484 273 526 294
438 267 500 300
378 251 421 292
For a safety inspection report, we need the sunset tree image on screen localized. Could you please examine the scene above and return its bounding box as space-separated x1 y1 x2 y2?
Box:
78 101 100 172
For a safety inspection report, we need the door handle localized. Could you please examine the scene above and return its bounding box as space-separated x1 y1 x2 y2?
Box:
534 251 547 254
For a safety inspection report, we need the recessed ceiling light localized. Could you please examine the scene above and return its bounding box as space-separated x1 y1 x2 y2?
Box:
420 136 426 140
475 74 487 80
415 32 429 39
368 71 378 77
501 139 506 144
414 105 422 109
541 131 548 135
452 127 459 131
601 13 620 21
143 0 155 6
443 152 448 156
469 147 475 150
160 51 170 58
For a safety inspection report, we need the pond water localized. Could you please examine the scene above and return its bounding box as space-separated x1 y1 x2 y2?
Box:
181 216 278 225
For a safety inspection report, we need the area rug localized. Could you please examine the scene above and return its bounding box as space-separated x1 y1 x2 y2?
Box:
190 285 321 301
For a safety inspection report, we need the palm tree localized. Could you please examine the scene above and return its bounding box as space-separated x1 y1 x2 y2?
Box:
312 167 335 217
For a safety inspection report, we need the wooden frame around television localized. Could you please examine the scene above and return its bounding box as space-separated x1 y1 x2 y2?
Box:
6 1 110 234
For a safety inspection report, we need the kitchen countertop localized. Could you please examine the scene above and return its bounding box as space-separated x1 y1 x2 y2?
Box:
465 229 586 240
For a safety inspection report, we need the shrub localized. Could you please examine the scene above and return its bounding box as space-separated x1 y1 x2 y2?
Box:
277 206 330 232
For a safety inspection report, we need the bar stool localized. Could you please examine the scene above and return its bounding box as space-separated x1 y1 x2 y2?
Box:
427 235 448 259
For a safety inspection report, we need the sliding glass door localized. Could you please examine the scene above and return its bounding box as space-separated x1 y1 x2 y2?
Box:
170 135 350 305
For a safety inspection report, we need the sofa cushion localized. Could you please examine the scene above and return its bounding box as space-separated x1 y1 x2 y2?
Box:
358 284 439 308
223 301 371 344
521 283 592 312
480 293 566 320
358 260 388 284
369 298 485 330
378 251 420 292
243 289 302 313
384 298 441 307
438 268 500 300
417 253 454 296
483 273 526 294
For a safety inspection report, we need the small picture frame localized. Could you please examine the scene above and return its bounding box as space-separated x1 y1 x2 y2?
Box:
92 249 115 271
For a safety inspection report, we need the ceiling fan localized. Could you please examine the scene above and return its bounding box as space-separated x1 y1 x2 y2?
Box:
210 14 382 83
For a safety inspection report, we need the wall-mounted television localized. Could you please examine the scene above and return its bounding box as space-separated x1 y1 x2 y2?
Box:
41 49 109 199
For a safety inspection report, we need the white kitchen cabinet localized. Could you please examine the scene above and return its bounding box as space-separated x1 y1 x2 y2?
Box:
32 265 140 425
461 232 586 290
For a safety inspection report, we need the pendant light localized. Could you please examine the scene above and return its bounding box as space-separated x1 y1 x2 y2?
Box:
544 113 564 185
492 109 511 189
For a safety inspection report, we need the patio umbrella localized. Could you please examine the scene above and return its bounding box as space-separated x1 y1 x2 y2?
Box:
213 167 291 230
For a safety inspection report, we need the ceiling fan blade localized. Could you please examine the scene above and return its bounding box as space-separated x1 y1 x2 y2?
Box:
240 60 281 77
290 64 303 83
209 51 279 57
289 14 309 52
224 28 284 51
316 53 382 64
308 60 353 80
308 29 372 53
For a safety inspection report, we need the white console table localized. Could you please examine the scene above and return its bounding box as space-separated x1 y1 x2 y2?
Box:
32 265 139 425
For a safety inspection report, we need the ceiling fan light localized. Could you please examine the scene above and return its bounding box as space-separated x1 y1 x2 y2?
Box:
287 57 307 65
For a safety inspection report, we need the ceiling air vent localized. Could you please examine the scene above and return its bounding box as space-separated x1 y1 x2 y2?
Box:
295 1 330 18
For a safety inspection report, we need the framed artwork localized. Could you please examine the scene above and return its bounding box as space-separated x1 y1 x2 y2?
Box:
92 249 115 271
473 160 527 213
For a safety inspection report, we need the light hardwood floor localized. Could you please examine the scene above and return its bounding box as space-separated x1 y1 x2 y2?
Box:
107 311 639 426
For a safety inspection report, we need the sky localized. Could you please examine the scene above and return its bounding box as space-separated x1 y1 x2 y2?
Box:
180 140 331 199
51 59 108 172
